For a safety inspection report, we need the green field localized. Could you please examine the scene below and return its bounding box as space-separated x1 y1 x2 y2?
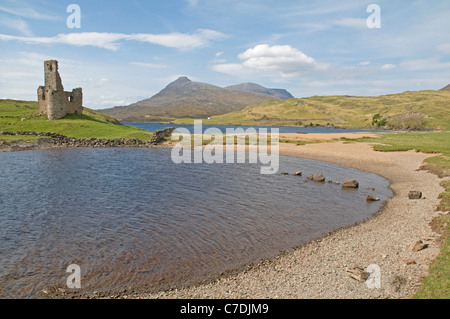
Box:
175 90 450 130
0 99 153 140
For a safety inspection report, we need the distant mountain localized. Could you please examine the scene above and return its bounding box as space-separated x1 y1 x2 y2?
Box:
225 83 294 99
441 84 450 91
101 77 293 122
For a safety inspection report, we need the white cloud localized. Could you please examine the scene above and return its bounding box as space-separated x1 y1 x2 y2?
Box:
0 15 33 36
0 29 226 51
0 4 59 20
186 0 199 7
129 62 167 69
436 42 450 54
400 58 450 71
213 44 329 78
381 64 397 71
130 29 226 50
359 61 371 66
333 18 367 29
96 78 109 86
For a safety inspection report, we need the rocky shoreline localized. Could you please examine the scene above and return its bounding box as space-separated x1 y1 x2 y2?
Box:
0 128 175 152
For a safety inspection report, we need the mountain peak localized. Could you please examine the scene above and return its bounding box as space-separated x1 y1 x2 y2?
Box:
440 84 450 91
167 76 192 87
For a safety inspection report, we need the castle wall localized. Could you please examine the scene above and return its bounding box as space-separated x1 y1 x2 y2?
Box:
66 88 83 115
38 60 83 120
47 90 69 120
37 86 46 114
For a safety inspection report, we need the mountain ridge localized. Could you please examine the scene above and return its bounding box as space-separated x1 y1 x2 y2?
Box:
101 77 293 122
225 82 294 99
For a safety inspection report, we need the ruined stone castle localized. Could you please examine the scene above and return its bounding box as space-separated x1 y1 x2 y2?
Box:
38 60 83 120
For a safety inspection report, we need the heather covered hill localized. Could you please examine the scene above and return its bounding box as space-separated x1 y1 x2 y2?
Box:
197 90 450 130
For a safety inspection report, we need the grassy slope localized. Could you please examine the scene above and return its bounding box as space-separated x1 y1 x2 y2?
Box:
184 90 450 130
0 99 152 140
413 214 450 299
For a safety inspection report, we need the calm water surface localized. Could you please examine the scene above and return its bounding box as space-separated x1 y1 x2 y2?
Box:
124 122 378 134
0 148 391 298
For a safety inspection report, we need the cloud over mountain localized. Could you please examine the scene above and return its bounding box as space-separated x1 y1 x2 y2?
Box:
213 44 329 78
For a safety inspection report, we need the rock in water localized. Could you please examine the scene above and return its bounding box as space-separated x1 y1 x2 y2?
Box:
307 173 325 182
342 179 359 188
292 171 302 176
366 195 380 202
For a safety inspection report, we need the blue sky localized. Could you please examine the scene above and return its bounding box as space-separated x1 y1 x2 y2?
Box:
1 0 449 109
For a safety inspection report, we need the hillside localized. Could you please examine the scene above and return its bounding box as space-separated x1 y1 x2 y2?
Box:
441 84 450 91
197 90 450 130
225 83 293 99
101 77 292 122
0 99 152 140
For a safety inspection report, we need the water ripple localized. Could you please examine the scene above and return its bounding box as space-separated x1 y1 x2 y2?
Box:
0 148 391 298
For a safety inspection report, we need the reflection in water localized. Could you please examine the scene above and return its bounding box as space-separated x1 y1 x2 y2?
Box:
0 148 391 298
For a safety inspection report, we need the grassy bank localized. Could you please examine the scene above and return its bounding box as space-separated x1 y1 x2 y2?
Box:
344 131 449 298
0 99 152 140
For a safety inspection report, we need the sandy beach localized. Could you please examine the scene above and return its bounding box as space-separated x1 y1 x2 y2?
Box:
127 133 448 299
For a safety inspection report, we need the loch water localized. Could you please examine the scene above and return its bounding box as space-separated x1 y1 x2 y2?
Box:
0 148 391 298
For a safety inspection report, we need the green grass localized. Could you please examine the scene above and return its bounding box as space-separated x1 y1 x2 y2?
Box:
0 135 50 142
413 214 450 299
186 90 450 130
0 99 153 140
347 131 450 177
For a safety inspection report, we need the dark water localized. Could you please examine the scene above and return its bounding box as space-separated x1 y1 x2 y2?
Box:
0 148 391 298
124 122 379 134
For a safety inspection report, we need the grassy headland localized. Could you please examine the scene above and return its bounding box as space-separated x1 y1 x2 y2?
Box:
173 90 450 131
0 99 152 141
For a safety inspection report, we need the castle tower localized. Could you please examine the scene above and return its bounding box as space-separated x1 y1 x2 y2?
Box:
38 60 83 120
44 60 64 92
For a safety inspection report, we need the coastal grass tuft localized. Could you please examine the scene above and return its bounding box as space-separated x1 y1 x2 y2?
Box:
413 214 450 299
0 99 153 140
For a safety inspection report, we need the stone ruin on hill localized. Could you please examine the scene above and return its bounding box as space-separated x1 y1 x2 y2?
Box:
38 60 83 120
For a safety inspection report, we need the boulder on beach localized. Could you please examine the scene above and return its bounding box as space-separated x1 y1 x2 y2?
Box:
346 266 370 283
292 171 302 176
412 240 428 252
408 191 422 199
